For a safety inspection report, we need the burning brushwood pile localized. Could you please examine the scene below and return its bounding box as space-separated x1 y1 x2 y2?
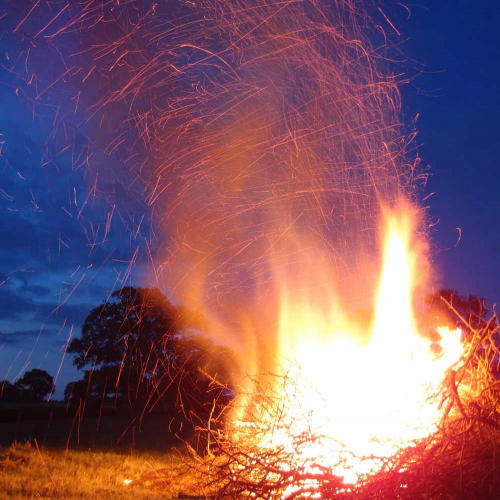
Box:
172 215 499 499
178 306 499 499
139 207 499 499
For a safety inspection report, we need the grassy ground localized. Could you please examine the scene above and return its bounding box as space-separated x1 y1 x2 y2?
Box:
0 441 198 500
0 402 203 498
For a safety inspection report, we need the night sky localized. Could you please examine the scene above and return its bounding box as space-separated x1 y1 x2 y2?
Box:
0 0 498 399
401 0 500 304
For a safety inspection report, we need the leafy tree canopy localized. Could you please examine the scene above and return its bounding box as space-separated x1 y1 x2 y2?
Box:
14 369 54 402
68 286 207 371
66 287 232 440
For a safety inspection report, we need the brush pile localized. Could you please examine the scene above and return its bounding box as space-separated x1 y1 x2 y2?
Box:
180 308 499 499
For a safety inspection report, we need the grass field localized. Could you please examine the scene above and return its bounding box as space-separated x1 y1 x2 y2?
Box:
0 403 201 499
0 441 197 499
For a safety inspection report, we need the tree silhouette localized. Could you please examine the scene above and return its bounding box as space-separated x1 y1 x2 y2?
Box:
63 378 87 404
66 287 232 440
420 289 490 338
0 380 17 401
69 287 206 370
14 369 54 402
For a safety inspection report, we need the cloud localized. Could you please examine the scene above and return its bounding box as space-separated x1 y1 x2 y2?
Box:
25 285 52 297
0 287 36 321
0 212 42 260
0 268 109 332
0 329 46 347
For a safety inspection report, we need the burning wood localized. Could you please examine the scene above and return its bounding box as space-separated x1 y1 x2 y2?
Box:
177 305 499 499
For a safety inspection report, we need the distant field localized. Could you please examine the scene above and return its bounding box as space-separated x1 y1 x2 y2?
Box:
0 402 184 452
0 441 197 500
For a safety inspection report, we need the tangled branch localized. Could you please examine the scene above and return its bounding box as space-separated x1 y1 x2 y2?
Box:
178 310 500 499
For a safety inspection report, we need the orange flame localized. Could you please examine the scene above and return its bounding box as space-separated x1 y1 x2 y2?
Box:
235 203 463 483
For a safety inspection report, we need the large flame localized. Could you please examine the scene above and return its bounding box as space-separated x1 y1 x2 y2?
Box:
236 204 463 483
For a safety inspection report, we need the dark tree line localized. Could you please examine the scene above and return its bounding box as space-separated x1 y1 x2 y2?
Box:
0 288 494 411
0 369 54 402
64 286 233 442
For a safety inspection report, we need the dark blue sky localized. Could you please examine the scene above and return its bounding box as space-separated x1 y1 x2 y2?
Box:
399 0 500 303
0 3 151 395
0 0 498 398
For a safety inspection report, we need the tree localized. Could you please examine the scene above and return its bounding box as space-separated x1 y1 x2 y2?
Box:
419 289 489 339
419 289 499 380
0 380 18 401
14 369 54 402
64 379 87 404
67 287 232 440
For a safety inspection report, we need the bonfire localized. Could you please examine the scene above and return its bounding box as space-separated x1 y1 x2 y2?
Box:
131 205 500 499
174 208 499 499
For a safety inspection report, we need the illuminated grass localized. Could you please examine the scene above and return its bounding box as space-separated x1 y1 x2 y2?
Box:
0 442 196 500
